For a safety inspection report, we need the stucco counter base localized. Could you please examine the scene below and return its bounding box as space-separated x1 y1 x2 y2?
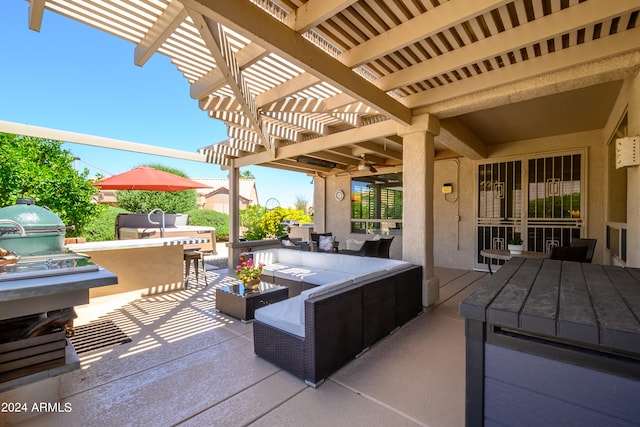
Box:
66 237 209 297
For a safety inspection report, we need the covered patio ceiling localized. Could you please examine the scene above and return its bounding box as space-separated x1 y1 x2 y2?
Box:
23 0 640 175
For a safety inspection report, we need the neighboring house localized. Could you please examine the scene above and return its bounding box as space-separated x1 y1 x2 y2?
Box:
94 190 117 206
194 178 258 214
94 179 258 214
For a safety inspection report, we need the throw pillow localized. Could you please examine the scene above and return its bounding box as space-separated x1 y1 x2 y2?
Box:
346 239 364 250
319 235 335 251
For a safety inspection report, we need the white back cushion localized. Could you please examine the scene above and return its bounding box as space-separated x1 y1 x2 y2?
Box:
346 238 364 250
324 253 361 274
318 235 335 251
253 249 278 265
300 251 328 269
275 248 302 265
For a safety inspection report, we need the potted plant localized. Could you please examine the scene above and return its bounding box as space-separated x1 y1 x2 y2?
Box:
508 237 524 255
235 258 265 290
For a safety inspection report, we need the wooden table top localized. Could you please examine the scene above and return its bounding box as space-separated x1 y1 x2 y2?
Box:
460 257 640 356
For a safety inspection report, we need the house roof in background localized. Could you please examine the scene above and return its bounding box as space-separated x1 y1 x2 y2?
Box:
194 178 258 203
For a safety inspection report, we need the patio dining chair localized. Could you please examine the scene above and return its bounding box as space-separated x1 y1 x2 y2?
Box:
340 239 381 257
550 238 596 263
570 238 597 263
377 236 394 258
277 235 310 251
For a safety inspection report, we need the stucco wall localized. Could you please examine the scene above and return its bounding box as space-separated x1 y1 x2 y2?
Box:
433 158 477 269
320 129 607 269
322 172 404 259
486 129 606 266
433 129 606 269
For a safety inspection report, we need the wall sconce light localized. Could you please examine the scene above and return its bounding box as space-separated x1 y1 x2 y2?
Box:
442 183 453 194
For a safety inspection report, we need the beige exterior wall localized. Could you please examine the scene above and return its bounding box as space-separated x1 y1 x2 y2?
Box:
202 190 253 213
433 158 476 269
317 72 640 272
436 129 606 270
434 129 606 269
624 72 640 267
321 129 608 271
321 167 402 261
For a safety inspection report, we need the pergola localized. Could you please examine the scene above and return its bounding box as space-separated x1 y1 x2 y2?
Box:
16 0 638 169
7 0 640 305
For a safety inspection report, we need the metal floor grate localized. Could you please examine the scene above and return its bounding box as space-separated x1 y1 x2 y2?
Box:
70 320 131 354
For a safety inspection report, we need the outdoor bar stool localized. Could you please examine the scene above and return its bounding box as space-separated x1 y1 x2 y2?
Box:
184 249 207 288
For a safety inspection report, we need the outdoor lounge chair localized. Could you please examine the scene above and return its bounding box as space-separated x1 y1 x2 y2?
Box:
340 237 393 258
340 239 380 257
278 235 310 251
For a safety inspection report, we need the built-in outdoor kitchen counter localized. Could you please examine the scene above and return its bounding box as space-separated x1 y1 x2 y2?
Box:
0 253 117 399
459 257 640 427
66 237 209 297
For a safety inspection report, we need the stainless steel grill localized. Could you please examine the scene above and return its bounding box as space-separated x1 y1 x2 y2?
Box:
0 253 99 283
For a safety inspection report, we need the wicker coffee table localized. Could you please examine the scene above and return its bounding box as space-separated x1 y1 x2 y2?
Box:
215 281 288 322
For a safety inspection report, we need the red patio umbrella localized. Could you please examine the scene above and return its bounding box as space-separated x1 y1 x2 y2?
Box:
92 166 210 192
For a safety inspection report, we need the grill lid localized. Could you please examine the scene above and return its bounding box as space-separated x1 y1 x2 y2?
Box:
0 198 65 234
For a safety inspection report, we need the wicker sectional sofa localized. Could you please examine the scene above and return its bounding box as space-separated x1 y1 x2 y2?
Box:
251 248 423 387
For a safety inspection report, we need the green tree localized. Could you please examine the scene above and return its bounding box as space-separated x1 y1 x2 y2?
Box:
260 207 312 237
240 204 267 240
115 164 198 213
293 194 309 212
239 169 255 179
0 132 102 236
84 206 128 242
184 208 230 241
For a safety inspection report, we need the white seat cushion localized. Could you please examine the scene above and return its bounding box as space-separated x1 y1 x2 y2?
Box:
254 296 305 337
262 263 292 274
273 266 322 281
301 270 355 286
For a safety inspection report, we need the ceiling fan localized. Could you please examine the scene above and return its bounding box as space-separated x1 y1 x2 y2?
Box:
357 154 377 173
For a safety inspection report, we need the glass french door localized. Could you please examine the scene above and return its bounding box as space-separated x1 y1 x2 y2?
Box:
476 152 584 271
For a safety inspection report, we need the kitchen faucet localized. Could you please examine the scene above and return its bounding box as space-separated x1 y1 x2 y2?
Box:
147 208 165 238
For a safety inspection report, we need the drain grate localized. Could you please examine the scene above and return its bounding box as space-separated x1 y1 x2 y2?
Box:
70 320 131 354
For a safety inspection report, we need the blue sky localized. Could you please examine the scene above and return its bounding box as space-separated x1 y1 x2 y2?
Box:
0 1 313 208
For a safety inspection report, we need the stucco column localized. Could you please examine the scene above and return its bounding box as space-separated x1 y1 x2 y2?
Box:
313 174 326 233
227 160 240 270
399 114 440 307
626 71 640 267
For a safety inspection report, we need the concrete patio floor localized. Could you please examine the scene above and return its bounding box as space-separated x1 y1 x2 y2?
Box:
8 263 488 427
